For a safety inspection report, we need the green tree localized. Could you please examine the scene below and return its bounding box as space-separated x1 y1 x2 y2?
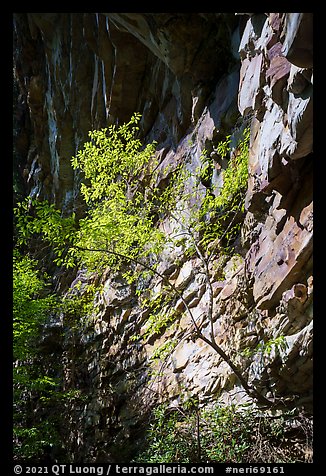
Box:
14 114 277 406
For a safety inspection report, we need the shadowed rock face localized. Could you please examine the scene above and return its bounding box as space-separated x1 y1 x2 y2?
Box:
13 12 312 463
13 12 238 209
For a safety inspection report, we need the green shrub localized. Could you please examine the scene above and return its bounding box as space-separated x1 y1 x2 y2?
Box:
13 252 60 460
13 252 92 461
133 401 311 463
198 127 250 253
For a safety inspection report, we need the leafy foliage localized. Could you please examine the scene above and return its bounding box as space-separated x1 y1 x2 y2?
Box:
71 113 155 205
214 128 250 209
13 252 60 460
242 335 288 360
69 112 168 273
134 402 311 463
198 127 250 252
14 117 250 277
14 114 274 411
14 198 76 267
13 111 309 463
13 252 95 461
133 403 198 463
14 113 182 275
16 117 262 379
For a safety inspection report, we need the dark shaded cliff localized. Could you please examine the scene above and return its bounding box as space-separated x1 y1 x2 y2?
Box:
13 13 239 208
13 13 313 463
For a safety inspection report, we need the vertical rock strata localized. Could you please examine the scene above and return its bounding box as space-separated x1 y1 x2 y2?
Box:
13 13 312 462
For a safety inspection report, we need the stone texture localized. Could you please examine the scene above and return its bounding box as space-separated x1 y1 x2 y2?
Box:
13 12 313 463
281 13 313 68
238 54 264 116
13 13 239 212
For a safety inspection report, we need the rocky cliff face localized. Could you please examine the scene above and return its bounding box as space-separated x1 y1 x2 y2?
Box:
13 13 238 208
13 13 313 463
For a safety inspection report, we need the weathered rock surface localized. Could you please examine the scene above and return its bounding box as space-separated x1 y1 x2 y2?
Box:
13 12 313 463
13 13 237 209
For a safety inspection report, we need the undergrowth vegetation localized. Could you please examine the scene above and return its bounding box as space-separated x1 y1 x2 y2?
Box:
13 252 93 461
133 402 313 463
13 252 60 460
13 113 312 462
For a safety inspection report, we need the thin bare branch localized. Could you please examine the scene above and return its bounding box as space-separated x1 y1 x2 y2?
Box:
74 244 276 407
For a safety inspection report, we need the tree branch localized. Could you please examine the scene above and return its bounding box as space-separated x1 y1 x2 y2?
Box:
74 244 276 407
74 245 202 336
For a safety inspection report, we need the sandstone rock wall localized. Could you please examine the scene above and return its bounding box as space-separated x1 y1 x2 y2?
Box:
13 13 313 463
